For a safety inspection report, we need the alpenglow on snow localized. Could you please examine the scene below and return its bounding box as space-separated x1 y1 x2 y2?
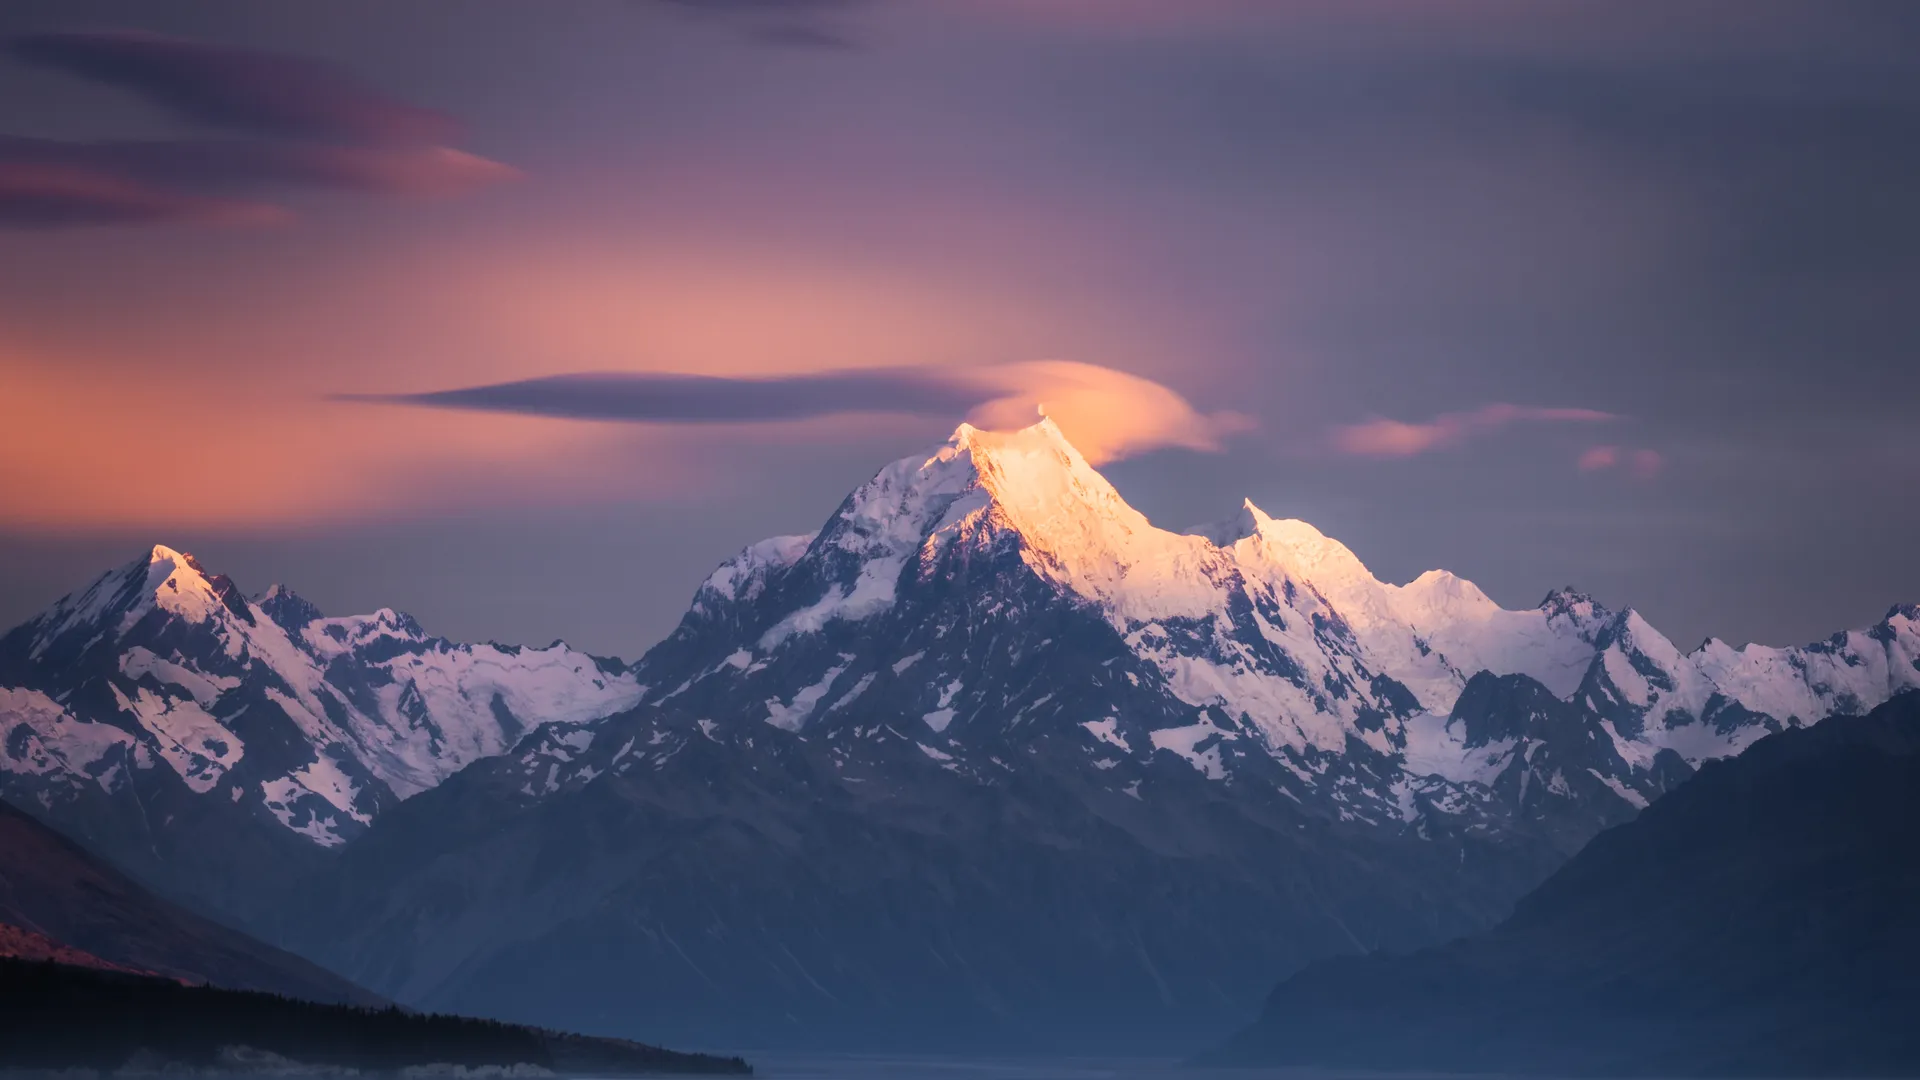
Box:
627 417 1920 816
269 417 1920 1051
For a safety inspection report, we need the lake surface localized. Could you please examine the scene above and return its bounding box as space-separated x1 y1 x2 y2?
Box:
733 1055 1512 1080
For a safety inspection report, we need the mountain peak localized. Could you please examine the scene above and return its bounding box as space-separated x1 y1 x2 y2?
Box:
129 544 250 627
258 583 326 634
146 545 220 584
950 413 1081 470
753 414 1199 648
1185 498 1273 547
947 416 1201 589
1232 513 1381 593
931 414 1154 553
17 544 250 661
1539 587 1605 619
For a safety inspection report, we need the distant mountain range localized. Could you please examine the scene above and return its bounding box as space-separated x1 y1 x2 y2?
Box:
0 547 637 926
288 420 1918 1050
1206 688 1920 1076
3 417 1916 1050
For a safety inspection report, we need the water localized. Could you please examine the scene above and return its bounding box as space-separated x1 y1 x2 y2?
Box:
732 1055 1489 1080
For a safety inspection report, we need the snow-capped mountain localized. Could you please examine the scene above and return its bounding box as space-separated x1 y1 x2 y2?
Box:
282 418 1919 1051
638 417 1919 829
0 545 640 923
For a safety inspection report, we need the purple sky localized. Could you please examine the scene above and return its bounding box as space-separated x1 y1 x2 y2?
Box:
2 0 1917 659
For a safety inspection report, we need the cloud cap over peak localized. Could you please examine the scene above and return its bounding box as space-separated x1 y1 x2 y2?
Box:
342 360 1251 466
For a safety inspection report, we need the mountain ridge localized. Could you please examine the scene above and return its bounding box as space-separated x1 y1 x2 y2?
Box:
0 797 377 1004
266 418 1917 1051
1205 688 1920 1076
635 418 1917 823
0 544 640 925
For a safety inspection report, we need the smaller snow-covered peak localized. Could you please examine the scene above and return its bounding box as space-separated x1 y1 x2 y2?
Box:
1233 514 1379 596
135 545 245 628
1589 607 1684 673
1539 588 1608 620
20 544 257 661
302 607 427 657
1399 570 1499 619
258 584 326 634
700 533 817 605
1185 498 1270 548
364 607 426 637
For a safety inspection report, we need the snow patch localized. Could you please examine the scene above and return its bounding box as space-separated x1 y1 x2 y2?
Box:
1082 718 1128 751
1150 718 1237 780
764 663 848 731
1401 712 1518 786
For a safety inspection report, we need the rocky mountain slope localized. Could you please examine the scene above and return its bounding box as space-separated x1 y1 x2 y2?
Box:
280 419 1920 1051
0 922 157 976
0 798 376 1003
0 546 640 925
1207 689 1920 1076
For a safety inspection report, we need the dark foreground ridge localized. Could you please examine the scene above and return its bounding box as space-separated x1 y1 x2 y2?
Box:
0 798 379 1006
1204 688 1920 1077
0 956 753 1077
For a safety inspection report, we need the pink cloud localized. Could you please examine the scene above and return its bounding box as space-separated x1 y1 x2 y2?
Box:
9 30 459 144
961 360 1255 465
0 162 290 229
1333 403 1617 457
1577 444 1620 471
1 31 513 231
1578 443 1663 479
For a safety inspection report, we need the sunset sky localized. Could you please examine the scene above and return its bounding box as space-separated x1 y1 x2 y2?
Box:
3 0 1917 658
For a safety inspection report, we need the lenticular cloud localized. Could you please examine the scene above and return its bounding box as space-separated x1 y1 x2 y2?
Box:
343 359 1253 465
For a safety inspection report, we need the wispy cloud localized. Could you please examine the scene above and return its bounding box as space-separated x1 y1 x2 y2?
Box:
0 137 514 200
342 360 1252 465
342 368 979 423
0 161 288 229
0 31 513 229
1333 403 1617 457
9 30 456 143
